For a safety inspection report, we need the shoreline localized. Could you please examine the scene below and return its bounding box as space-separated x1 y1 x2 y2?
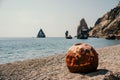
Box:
0 44 120 80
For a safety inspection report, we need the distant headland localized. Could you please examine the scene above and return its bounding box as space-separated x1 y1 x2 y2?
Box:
89 2 120 40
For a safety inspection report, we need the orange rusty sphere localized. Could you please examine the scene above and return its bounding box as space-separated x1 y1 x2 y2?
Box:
66 43 98 73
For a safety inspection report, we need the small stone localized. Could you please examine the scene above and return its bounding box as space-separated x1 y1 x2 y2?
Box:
103 71 120 80
66 43 98 73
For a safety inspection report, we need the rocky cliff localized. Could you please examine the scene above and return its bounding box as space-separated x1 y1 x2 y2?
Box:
89 2 120 39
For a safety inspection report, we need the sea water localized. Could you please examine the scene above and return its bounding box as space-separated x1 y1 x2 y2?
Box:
0 37 120 64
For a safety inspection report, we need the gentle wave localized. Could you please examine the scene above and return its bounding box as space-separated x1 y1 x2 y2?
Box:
0 37 120 64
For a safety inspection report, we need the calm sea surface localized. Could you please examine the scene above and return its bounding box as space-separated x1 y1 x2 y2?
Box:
0 37 120 64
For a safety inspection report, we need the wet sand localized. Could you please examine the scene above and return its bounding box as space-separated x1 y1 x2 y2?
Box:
0 44 120 80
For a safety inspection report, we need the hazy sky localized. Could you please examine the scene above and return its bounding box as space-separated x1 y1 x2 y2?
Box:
0 0 118 37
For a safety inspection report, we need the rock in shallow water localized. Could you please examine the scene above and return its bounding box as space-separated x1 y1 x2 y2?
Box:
66 43 98 73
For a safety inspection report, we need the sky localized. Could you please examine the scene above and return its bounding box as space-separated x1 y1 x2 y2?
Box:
0 0 119 37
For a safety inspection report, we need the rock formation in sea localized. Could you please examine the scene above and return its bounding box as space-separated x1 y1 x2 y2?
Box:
37 29 46 38
77 18 89 39
89 2 120 39
65 30 72 39
66 43 98 73
65 30 69 38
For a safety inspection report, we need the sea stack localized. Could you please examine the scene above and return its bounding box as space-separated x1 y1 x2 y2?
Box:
65 30 72 39
37 29 46 38
77 18 89 39
89 2 120 39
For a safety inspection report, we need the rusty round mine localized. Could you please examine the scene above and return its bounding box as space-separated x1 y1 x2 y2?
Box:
66 43 98 73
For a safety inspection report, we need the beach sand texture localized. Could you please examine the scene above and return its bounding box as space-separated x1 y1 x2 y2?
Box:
0 44 120 80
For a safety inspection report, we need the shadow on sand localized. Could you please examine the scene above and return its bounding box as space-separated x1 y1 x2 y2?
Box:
77 69 109 77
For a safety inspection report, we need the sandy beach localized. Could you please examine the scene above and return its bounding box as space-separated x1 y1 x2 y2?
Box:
0 44 120 80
